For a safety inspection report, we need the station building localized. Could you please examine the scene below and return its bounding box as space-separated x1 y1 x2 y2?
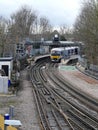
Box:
25 40 82 56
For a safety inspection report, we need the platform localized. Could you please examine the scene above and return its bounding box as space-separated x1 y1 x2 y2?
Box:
59 64 98 99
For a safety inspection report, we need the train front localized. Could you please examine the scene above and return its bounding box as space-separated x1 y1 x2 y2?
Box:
50 49 61 62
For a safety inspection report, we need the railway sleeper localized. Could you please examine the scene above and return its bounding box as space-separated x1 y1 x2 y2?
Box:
67 109 98 130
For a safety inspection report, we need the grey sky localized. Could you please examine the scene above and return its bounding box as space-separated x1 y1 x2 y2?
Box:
0 0 81 27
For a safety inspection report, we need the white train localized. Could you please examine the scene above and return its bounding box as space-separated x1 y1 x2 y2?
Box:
50 46 79 62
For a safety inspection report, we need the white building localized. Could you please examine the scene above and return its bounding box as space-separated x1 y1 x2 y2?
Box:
0 57 13 93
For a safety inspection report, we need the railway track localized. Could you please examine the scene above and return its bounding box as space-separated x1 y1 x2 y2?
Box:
30 57 98 130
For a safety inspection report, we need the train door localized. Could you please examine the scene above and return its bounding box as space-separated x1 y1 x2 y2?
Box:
75 48 78 54
2 65 9 76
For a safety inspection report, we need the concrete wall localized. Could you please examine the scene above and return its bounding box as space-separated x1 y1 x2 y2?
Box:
0 76 8 93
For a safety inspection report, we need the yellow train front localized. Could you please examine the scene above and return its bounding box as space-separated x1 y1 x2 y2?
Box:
50 48 64 63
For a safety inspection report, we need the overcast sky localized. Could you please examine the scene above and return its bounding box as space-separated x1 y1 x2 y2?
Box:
0 0 81 27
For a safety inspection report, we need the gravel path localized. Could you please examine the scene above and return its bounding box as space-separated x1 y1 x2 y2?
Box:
0 69 41 130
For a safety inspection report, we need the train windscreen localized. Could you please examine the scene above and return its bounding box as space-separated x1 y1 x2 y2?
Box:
51 54 60 56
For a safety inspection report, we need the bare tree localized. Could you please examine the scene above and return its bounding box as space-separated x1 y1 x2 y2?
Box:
60 24 67 35
39 16 53 40
0 16 7 56
8 5 37 41
59 24 73 40
8 6 53 41
0 4 54 57
74 0 98 65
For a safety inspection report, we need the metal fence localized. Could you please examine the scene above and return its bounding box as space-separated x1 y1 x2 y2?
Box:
78 56 98 73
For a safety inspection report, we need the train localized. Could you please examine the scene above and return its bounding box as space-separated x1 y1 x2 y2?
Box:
50 46 79 62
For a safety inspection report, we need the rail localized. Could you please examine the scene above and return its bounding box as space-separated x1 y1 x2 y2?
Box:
30 56 98 130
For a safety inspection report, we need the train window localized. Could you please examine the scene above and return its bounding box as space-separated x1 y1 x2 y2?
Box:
68 50 70 55
75 48 78 54
51 53 60 56
2 65 9 76
51 51 60 54
61 51 63 55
